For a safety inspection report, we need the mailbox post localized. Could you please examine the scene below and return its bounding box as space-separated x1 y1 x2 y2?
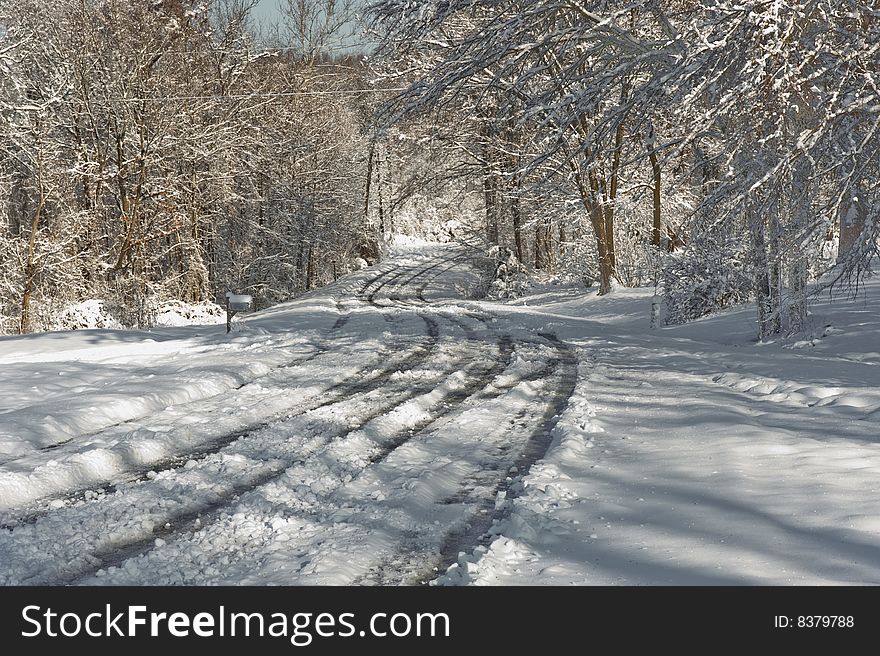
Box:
225 292 253 333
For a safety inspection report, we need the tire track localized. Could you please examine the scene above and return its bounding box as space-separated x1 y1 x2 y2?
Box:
428 332 579 575
0 263 441 525
356 334 578 586
42 338 510 584
60 335 513 586
162 255 575 587
2 255 515 583
28 264 402 458
0 262 439 530
3 250 576 587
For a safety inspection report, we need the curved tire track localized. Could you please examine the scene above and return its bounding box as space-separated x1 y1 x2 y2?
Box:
1 249 579 587
1 254 513 583
0 262 446 526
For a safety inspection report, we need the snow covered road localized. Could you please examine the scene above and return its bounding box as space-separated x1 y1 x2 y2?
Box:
0 245 578 585
2 243 879 586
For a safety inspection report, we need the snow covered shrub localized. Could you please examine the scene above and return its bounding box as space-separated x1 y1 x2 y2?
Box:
488 245 529 299
662 237 753 325
554 214 601 289
152 300 226 327
557 238 598 289
52 300 123 331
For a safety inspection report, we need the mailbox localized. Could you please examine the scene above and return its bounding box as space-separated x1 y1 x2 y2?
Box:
224 292 254 333
226 293 253 312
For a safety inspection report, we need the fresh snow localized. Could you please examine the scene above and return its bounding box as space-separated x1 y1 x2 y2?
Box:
0 243 878 585
439 278 880 585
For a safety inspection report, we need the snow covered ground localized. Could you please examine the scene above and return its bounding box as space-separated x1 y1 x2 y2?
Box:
441 273 880 585
0 242 878 585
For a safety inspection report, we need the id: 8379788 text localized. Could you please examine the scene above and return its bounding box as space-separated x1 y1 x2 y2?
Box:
774 616 854 629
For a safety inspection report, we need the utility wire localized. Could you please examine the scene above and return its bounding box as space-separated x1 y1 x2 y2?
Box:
10 86 408 108
94 86 408 103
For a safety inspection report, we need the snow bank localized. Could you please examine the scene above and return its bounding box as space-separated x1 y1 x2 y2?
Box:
50 298 229 331
153 300 226 327
52 300 122 330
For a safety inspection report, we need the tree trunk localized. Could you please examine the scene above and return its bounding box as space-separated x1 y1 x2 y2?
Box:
787 158 812 331
788 258 807 332
511 194 524 263
20 190 47 335
768 205 782 335
376 145 386 237
364 141 375 225
482 110 500 246
646 124 662 249
838 184 867 263
535 221 553 271
359 141 380 263
605 118 626 270
484 172 499 245
306 243 314 291
558 222 567 260
750 210 776 340
587 170 615 293
568 158 614 294
593 212 614 295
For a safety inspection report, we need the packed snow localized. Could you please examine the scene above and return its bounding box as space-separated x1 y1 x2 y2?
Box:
0 243 878 585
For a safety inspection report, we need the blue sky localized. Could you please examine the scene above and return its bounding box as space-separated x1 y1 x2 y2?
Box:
250 1 366 24
248 0 370 51
252 0 283 25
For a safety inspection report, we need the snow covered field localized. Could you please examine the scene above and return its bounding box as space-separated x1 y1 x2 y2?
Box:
1 243 878 585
